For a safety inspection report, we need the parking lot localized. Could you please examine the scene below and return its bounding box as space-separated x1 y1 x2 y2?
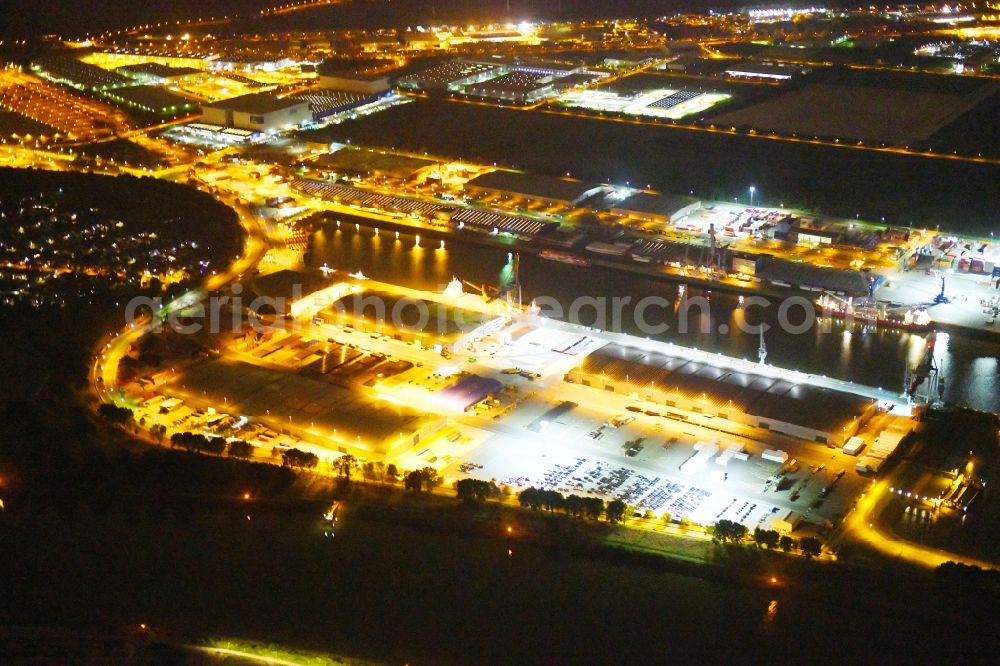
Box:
0 70 130 142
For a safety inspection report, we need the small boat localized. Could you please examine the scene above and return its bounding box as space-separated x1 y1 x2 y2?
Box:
540 250 590 267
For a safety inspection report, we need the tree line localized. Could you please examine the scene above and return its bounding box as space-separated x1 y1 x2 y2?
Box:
711 519 822 557
515 486 628 522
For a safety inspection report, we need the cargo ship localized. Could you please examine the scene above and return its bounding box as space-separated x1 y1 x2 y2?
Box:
816 294 932 331
540 249 590 267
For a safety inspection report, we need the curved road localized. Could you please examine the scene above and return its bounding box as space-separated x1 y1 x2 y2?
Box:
842 474 997 570
91 194 273 406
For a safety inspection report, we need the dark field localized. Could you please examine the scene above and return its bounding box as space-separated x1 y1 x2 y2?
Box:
302 97 1000 233
4 496 1000 665
710 83 985 145
0 110 50 138
2 0 759 40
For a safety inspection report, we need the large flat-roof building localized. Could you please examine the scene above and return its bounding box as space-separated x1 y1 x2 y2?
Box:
170 359 444 459
463 69 556 103
289 90 380 120
465 170 607 208
396 60 504 91
306 146 438 180
115 63 203 85
101 85 195 115
320 287 505 353
319 70 392 94
565 342 877 446
200 92 311 132
610 192 702 225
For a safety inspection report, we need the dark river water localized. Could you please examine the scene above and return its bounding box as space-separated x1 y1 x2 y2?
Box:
310 222 1000 412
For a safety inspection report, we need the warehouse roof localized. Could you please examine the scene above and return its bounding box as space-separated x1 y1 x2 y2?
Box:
322 288 490 341
116 62 202 79
611 192 701 218
466 170 606 204
172 359 432 451
204 92 307 114
309 147 436 180
569 342 874 434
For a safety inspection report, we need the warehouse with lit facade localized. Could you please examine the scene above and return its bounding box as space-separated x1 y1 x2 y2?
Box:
465 169 607 208
200 92 312 132
610 192 702 225
565 342 877 446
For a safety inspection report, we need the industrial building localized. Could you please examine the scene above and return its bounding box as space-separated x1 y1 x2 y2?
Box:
725 62 808 81
755 256 875 295
170 358 444 459
319 287 505 353
565 342 877 446
101 85 195 115
250 269 333 317
463 69 557 103
115 63 203 85
319 70 392 94
396 60 503 91
450 207 559 238
289 90 381 120
200 92 311 132
306 146 438 180
465 169 607 208
610 192 702 225
433 374 504 412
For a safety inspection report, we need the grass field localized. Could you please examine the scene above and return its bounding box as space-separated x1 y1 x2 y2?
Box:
710 83 989 145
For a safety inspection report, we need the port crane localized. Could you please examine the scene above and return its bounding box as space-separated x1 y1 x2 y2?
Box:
903 331 944 405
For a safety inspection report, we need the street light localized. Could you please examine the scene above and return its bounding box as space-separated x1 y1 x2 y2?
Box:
749 186 756 207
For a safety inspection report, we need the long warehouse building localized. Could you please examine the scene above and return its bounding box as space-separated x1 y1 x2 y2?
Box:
565 342 877 446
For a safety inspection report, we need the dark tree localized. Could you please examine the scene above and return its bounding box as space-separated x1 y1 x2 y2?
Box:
281 448 319 469
336 454 356 480
712 519 748 544
227 440 255 459
606 499 627 523
583 497 605 520
204 436 227 456
419 466 440 491
404 470 424 492
456 478 477 501
753 527 781 549
518 487 540 509
97 403 133 424
799 536 822 558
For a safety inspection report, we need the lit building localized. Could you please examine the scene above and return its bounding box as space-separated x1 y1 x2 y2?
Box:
610 192 702 225
319 287 506 353
465 169 607 208
200 92 312 132
565 342 877 446
318 70 392 95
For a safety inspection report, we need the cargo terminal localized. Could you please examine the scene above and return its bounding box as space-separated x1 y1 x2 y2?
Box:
565 341 878 446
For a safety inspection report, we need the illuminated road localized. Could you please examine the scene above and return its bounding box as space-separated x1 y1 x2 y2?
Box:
842 474 998 570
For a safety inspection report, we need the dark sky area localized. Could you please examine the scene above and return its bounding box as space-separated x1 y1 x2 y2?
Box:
2 1 818 40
